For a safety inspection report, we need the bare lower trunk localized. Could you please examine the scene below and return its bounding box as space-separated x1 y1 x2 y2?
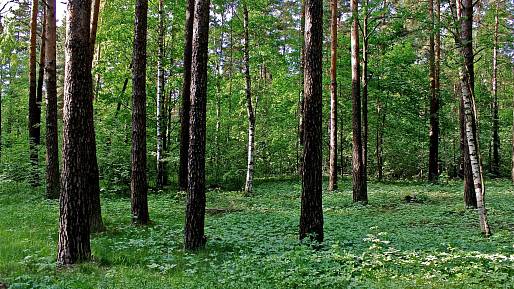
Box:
328 0 338 192
243 5 255 195
156 0 166 189
459 0 491 236
131 0 149 225
58 0 97 265
351 0 366 202
184 0 210 251
299 0 323 243
45 0 60 199
428 0 439 183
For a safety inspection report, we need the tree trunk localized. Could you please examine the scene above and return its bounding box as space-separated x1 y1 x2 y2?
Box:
28 0 39 186
184 0 210 251
361 0 369 189
459 0 491 236
88 0 104 232
45 0 60 199
243 5 255 195
131 0 149 225
58 0 97 265
351 0 366 202
179 0 195 192
512 66 514 184
156 0 167 189
36 7 46 149
491 2 500 177
428 0 439 183
299 0 323 243
328 0 337 192
90 0 101 59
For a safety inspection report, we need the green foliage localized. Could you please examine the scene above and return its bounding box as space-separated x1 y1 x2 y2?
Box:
2 179 514 288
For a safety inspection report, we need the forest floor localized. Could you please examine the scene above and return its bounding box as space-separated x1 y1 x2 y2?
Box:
1 178 514 288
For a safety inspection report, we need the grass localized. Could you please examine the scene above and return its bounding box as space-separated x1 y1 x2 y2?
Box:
1 178 514 288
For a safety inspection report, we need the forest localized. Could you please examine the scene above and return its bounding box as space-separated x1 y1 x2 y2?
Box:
0 0 514 287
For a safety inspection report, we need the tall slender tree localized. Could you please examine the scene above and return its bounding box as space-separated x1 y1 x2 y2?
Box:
131 0 149 225
361 0 369 188
156 0 167 188
58 0 97 265
184 0 210 250
45 0 59 199
491 0 500 177
328 0 337 192
36 6 45 150
28 0 39 185
179 0 195 192
351 0 367 203
243 4 256 195
458 0 491 236
428 0 439 182
299 0 323 242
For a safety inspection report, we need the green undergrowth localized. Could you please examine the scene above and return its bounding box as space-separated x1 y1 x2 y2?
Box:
1 178 514 288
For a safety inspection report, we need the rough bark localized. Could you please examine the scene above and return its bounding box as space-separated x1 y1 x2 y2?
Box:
58 0 98 265
179 0 195 191
131 0 149 225
29 0 39 186
243 5 255 195
351 0 367 202
45 0 60 199
428 0 439 183
361 0 369 188
184 0 210 251
299 0 323 243
491 2 500 177
156 0 167 189
328 0 337 192
459 0 491 236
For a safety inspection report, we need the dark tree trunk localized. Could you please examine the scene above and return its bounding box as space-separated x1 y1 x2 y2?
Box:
45 0 60 199
184 0 210 251
299 0 323 243
88 0 104 232
491 2 500 177
428 0 439 183
29 0 39 186
131 0 149 225
351 0 367 202
328 0 337 192
179 0 195 192
58 0 98 265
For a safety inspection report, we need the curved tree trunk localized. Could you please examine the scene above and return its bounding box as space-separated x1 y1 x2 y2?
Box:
299 0 323 243
179 0 195 192
184 0 210 251
45 0 60 199
351 0 367 203
328 0 337 192
130 0 149 225
58 0 97 265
